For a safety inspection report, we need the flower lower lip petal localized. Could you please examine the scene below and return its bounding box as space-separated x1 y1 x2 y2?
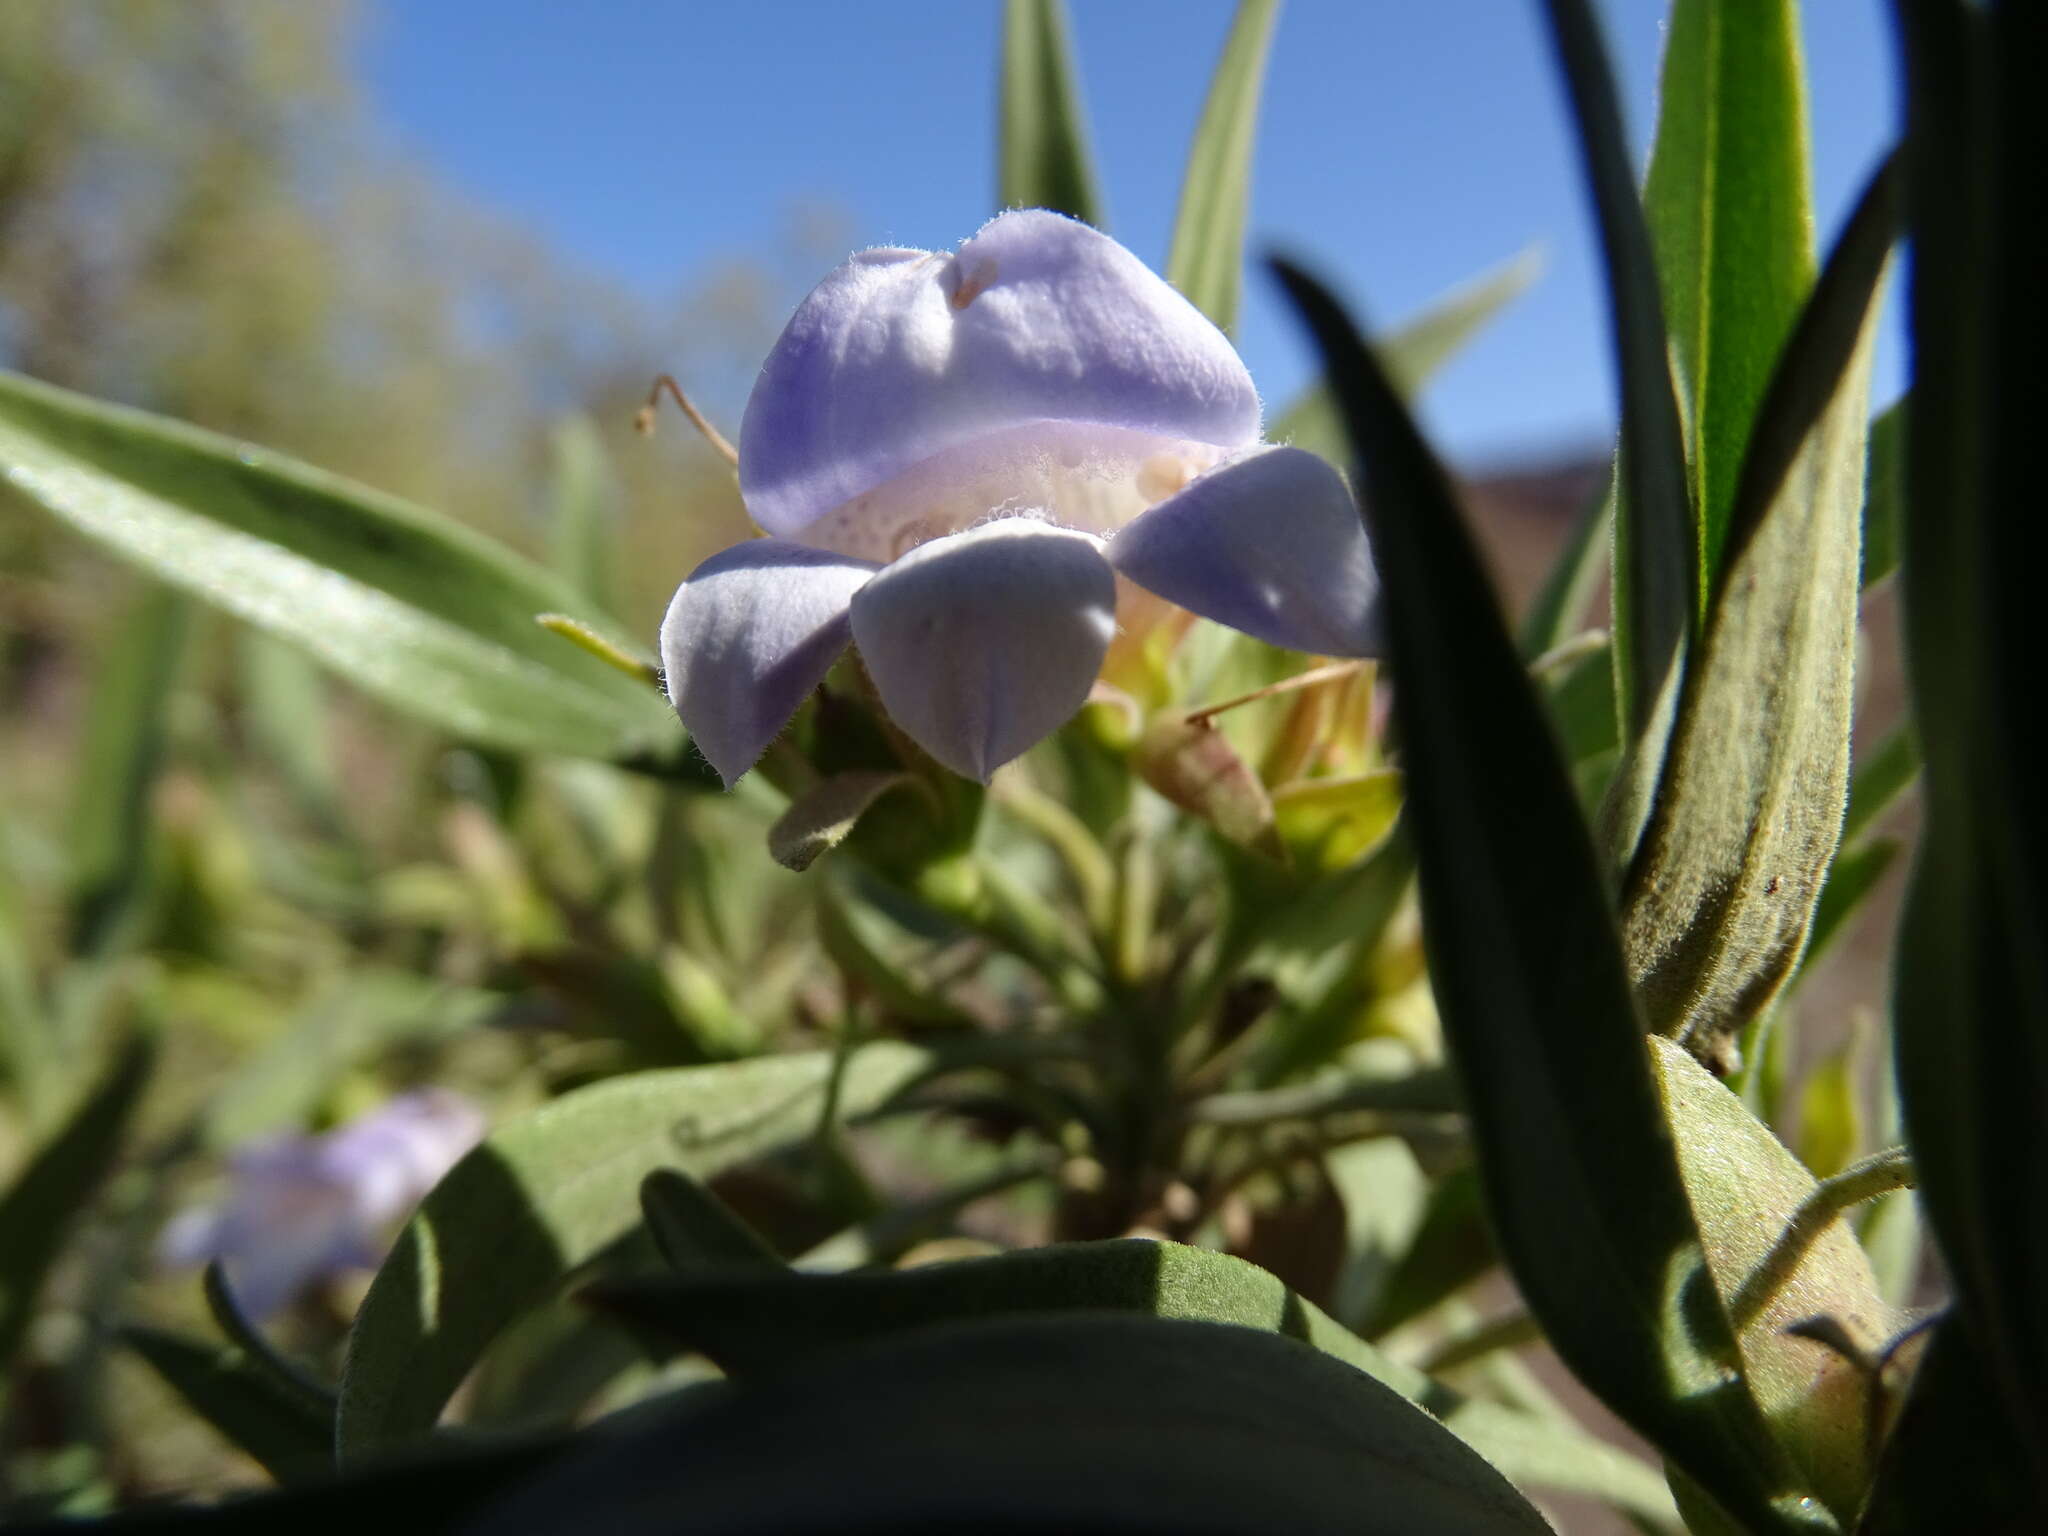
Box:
1108 446 1385 658
849 520 1117 782
659 540 879 785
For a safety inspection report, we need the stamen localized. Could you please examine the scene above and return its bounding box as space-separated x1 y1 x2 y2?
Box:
634 374 739 468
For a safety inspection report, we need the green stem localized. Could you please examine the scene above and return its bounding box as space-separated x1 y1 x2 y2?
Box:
1731 1146 1918 1328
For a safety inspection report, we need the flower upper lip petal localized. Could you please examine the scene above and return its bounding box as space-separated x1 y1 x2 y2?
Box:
738 209 1262 539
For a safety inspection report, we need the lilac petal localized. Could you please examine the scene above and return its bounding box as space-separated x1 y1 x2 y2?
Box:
740 210 1262 537
1109 446 1384 657
850 520 1116 782
660 540 877 785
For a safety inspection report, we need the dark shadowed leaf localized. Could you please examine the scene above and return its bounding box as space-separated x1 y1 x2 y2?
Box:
997 0 1102 224
1859 397 1903 589
1272 258 1814 1530
120 1324 334 1483
639 1169 781 1270
336 1043 929 1458
0 1032 153 1369
1271 249 1542 466
1540 0 1696 856
0 370 675 760
1166 0 1281 334
589 1242 1677 1526
467 1316 1554 1536
1886 0 2048 1480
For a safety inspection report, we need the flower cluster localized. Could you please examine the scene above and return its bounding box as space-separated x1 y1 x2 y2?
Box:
660 209 1382 784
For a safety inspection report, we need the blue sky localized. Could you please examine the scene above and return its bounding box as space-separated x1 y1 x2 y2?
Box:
357 2 1897 466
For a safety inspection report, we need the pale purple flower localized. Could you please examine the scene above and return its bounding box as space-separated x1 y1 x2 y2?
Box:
157 1089 484 1318
661 209 1382 784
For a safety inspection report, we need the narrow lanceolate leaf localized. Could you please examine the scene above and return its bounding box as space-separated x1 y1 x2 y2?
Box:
120 1324 333 1483
1271 249 1542 466
1618 158 1895 1069
545 415 622 621
1859 397 1904 589
1518 470 1613 659
1643 0 1817 586
1541 0 1696 856
0 370 676 760
0 1033 153 1368
590 1240 1678 1527
471 1318 1554 1536
336 1043 929 1458
1273 259 1812 1531
639 1169 781 1271
1165 0 1282 334
997 0 1103 224
65 585 187 956
1883 0 2048 1493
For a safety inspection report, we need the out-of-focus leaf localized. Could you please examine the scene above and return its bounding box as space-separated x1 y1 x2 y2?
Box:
469 1316 1555 1536
545 415 620 621
1165 0 1280 334
591 1240 1678 1527
65 585 188 956
1643 0 1816 586
0 1033 153 1369
1796 1040 1860 1180
1518 471 1613 659
1859 397 1903 588
119 1324 333 1483
336 1043 930 1458
1617 158 1894 1069
1842 721 1919 846
1541 0 1696 858
235 631 348 837
204 971 497 1149
1270 770 1400 868
1362 1163 1497 1339
1802 836 1900 971
1861 1314 2048 1534
997 0 1102 225
0 370 675 760
1888 0 2048 1473
1271 249 1542 465
767 771 918 873
1273 259 1810 1529
640 1169 780 1270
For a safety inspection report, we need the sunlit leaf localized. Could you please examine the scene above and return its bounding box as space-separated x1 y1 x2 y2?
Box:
1166 0 1281 334
0 370 676 760
1643 0 1816 586
997 0 1102 225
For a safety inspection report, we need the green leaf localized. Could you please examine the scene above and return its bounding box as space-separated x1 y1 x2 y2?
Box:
997 0 1102 225
0 1032 153 1369
1362 1163 1497 1338
119 1323 333 1483
545 415 621 621
591 1240 1677 1527
1518 470 1613 659
65 584 188 956
0 369 676 760
639 1169 781 1270
203 971 497 1149
470 1316 1555 1535
1271 248 1542 466
1889 0 2048 1469
1164 0 1281 334
1801 836 1899 971
1643 0 1817 587
1649 1037 1901 1520
335 1042 930 1458
1616 157 1895 1068
235 631 348 837
1859 397 1903 588
1842 720 1919 847
1540 0 1696 851
767 771 920 873
1272 258 1813 1530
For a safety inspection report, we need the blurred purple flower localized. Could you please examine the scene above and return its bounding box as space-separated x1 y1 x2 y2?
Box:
157 1089 484 1318
660 209 1382 784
